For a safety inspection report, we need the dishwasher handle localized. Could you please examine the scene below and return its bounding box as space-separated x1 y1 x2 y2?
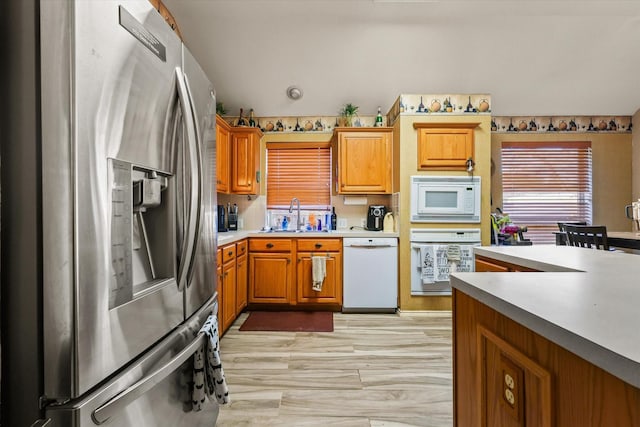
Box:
345 244 394 249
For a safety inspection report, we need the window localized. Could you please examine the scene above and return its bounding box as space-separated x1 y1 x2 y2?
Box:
266 142 331 210
501 141 592 244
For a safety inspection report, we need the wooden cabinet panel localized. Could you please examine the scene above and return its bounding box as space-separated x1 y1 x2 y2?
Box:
249 238 292 252
230 127 261 195
296 238 342 252
453 289 640 427
236 240 248 257
236 251 248 313
414 123 479 170
333 127 392 194
476 258 510 272
249 253 293 303
296 252 342 304
222 243 236 263
221 258 236 332
216 115 231 193
475 255 540 272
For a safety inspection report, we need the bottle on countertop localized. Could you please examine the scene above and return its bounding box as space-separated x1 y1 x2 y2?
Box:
330 207 337 231
375 106 383 127
282 216 288 231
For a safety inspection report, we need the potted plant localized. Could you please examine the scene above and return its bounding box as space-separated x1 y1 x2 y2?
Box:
339 103 359 127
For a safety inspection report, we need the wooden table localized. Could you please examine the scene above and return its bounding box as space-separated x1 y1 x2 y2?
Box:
608 231 640 250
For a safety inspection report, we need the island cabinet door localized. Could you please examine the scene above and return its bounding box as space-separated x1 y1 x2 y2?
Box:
296 252 342 304
248 253 293 303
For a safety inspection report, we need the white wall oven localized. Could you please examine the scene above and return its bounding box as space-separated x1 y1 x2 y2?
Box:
410 228 481 295
410 175 481 223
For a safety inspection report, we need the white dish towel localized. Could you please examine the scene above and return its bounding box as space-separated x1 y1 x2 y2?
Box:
192 314 229 411
312 256 326 291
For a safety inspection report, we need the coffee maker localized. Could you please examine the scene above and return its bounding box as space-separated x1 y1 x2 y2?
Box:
227 203 238 231
367 205 386 231
217 205 227 232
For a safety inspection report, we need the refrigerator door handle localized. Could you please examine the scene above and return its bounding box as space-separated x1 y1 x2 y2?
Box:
174 67 201 292
92 332 206 424
182 72 205 289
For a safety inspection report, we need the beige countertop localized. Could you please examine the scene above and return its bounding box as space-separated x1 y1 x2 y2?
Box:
452 245 640 389
217 229 399 246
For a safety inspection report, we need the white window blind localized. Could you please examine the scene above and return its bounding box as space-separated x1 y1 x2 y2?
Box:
266 142 331 210
501 141 592 244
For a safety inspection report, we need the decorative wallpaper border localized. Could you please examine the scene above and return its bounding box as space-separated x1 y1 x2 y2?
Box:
220 115 384 133
388 93 492 124
492 116 632 133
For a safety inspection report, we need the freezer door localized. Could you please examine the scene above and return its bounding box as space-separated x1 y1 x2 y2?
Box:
41 0 197 399
181 46 217 319
46 299 220 426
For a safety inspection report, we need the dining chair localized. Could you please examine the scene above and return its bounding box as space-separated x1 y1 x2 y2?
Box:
555 222 588 245
564 225 610 250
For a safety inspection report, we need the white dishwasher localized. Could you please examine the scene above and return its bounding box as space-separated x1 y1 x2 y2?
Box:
342 237 398 313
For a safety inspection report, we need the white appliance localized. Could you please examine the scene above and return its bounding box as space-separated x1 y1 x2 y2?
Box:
410 228 481 295
3 1 222 425
343 238 398 312
410 175 481 223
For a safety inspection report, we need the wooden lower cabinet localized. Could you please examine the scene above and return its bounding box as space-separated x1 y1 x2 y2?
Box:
217 239 249 335
236 240 248 312
248 237 343 308
296 238 342 304
249 253 293 303
475 254 539 272
453 289 640 427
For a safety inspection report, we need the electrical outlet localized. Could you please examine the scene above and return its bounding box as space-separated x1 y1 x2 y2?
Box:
360 218 366 228
500 354 524 422
337 218 347 229
238 218 244 230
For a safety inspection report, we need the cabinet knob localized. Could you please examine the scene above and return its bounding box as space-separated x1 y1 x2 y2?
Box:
228 251 233 256
315 243 322 249
266 243 274 248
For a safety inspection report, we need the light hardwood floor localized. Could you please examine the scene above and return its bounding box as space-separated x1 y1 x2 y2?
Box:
217 311 453 426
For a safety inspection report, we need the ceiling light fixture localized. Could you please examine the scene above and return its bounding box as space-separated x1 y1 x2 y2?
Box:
286 86 303 101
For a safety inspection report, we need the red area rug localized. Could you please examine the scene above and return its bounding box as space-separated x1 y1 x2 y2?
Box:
239 311 334 332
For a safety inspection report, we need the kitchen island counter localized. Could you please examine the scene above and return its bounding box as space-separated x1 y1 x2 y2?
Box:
452 245 640 426
453 245 640 388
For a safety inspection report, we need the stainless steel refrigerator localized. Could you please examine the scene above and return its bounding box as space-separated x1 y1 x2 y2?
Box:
1 1 221 425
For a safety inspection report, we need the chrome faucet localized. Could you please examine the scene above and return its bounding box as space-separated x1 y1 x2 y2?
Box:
289 197 302 231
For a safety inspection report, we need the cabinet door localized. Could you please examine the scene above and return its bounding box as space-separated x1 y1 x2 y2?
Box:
236 252 248 313
296 252 342 304
221 259 236 332
336 128 392 194
249 253 292 303
231 128 261 195
414 123 479 170
216 115 230 193
216 262 224 333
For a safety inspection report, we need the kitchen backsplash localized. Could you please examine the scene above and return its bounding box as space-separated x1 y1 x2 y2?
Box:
217 193 396 233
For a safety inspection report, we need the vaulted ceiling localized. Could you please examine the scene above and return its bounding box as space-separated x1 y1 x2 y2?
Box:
163 0 640 118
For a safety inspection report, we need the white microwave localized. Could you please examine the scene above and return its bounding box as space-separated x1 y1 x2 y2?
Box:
410 176 481 223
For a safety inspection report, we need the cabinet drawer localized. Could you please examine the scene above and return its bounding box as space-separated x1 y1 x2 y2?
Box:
222 243 236 263
216 248 222 266
249 238 292 252
297 238 342 252
236 239 247 257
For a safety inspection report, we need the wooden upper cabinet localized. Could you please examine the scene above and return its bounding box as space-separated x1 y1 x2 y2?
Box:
148 0 182 39
215 115 231 193
414 122 479 170
333 127 393 194
230 127 262 195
